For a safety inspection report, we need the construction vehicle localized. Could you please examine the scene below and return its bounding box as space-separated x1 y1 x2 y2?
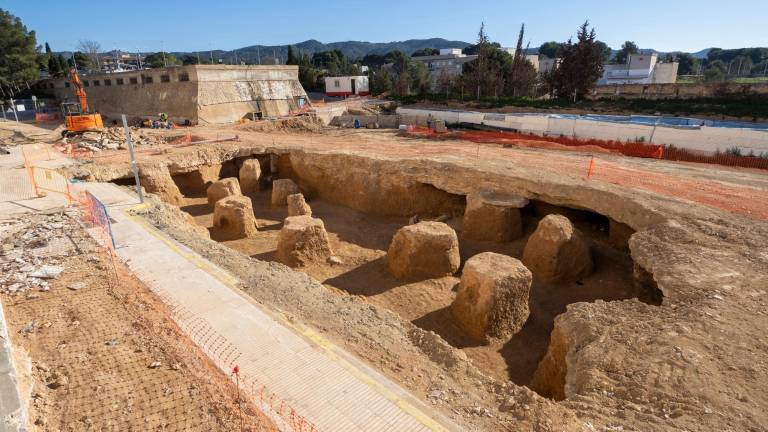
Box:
61 67 103 135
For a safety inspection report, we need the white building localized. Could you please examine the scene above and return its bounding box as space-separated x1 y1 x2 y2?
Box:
411 48 478 89
538 58 560 75
598 53 678 85
324 75 369 97
503 48 540 72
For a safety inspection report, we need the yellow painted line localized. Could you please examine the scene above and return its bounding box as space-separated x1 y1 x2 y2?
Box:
121 205 450 432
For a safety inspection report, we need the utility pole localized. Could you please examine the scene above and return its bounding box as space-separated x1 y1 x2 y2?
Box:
9 98 18 122
197 51 200 65
161 41 167 67
257 47 261 65
122 114 144 204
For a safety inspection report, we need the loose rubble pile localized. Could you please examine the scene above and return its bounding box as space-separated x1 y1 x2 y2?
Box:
0 212 85 295
0 130 37 146
62 126 165 152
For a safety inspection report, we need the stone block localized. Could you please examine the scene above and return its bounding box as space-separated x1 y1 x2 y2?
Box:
462 191 527 242
239 159 262 194
452 252 532 343
522 214 592 283
276 216 333 267
213 196 258 240
271 179 300 206
207 177 242 209
386 221 460 280
287 193 312 217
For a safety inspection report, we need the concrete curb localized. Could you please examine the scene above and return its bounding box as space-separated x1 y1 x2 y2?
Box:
0 298 28 432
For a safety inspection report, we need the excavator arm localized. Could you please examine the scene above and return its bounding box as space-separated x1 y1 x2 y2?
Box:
61 67 103 134
69 67 89 113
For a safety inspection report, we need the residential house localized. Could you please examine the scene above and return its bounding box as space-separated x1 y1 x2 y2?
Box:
598 53 678 85
324 75 369 97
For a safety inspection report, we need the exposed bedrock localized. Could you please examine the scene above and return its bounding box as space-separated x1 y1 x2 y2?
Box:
462 191 528 242
451 252 532 343
206 177 242 209
522 214 593 283
213 195 258 240
386 221 461 281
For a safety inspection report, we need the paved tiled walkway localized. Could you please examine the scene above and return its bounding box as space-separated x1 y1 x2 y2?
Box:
87 184 460 432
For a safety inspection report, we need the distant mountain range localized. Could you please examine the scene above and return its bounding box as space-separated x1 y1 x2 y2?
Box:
57 39 725 64
171 40 718 63
170 38 473 63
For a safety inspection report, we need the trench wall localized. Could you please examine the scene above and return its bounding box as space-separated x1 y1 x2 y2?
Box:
397 107 768 154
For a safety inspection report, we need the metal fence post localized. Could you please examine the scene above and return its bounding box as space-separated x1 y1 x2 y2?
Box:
122 114 144 203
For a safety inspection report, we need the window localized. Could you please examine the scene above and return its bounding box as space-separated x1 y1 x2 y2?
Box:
178 73 189 82
129 77 138 84
116 78 124 85
160 74 170 83
142 75 153 84
93 80 100 86
64 82 70 88
334 79 340 88
84 80 90 87
104 79 111 86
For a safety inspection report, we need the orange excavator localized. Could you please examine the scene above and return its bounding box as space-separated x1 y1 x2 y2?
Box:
61 67 103 135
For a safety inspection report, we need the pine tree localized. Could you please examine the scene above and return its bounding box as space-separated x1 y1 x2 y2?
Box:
287 45 298 65
551 21 604 99
0 8 40 86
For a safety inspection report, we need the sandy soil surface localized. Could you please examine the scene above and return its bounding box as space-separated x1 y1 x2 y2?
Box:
0 212 275 432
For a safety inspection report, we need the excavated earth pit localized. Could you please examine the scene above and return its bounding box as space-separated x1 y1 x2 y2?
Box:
73 137 768 431
68 129 768 431
113 152 663 392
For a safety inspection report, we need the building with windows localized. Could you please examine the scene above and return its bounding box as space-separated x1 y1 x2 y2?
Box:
33 65 308 124
598 53 679 85
411 48 478 89
324 75 369 97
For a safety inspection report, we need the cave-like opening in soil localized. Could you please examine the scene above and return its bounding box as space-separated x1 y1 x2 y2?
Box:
160 155 663 396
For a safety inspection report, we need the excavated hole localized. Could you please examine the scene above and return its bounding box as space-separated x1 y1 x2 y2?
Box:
160 155 663 399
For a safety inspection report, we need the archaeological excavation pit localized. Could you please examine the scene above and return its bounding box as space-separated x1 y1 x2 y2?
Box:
112 150 664 396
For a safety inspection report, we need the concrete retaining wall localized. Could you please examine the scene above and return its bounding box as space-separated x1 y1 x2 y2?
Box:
397 107 768 154
330 115 400 128
589 82 768 99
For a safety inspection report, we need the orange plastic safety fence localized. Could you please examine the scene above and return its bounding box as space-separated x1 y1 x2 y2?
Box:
75 189 120 287
404 125 768 171
150 289 320 432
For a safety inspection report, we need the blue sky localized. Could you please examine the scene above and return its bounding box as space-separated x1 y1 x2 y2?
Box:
3 0 766 53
